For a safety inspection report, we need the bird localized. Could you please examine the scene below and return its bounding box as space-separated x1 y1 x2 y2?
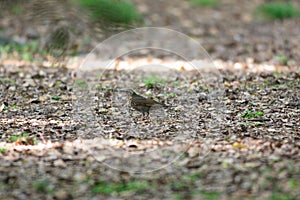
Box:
120 89 169 116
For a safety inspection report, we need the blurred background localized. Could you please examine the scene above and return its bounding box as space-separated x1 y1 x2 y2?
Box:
0 0 299 67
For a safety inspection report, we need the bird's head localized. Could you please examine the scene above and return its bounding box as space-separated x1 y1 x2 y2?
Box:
117 88 137 96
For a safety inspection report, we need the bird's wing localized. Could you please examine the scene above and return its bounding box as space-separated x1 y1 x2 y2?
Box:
146 99 163 106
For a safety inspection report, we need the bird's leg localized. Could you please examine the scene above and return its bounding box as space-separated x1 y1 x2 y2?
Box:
143 112 152 121
141 112 147 120
135 112 144 121
139 112 148 121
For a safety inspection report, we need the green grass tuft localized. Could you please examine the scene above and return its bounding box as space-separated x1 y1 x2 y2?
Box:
0 40 39 61
10 133 29 142
256 2 300 20
191 0 218 7
92 180 149 194
33 179 55 194
77 0 143 25
143 75 165 88
0 148 7 153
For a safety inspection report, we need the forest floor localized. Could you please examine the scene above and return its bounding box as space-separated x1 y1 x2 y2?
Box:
0 0 300 199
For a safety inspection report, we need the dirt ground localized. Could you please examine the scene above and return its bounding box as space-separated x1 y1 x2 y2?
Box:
0 0 300 199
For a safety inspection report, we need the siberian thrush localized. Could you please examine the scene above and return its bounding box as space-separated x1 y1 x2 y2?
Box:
122 89 168 116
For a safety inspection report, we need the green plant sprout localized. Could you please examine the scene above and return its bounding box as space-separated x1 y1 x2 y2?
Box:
143 75 165 88
242 110 264 119
1 78 16 85
52 96 62 101
74 79 88 89
9 133 37 145
169 93 176 98
276 55 289 65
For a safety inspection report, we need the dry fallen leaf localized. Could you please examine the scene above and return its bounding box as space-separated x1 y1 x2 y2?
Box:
15 137 35 146
232 142 247 149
